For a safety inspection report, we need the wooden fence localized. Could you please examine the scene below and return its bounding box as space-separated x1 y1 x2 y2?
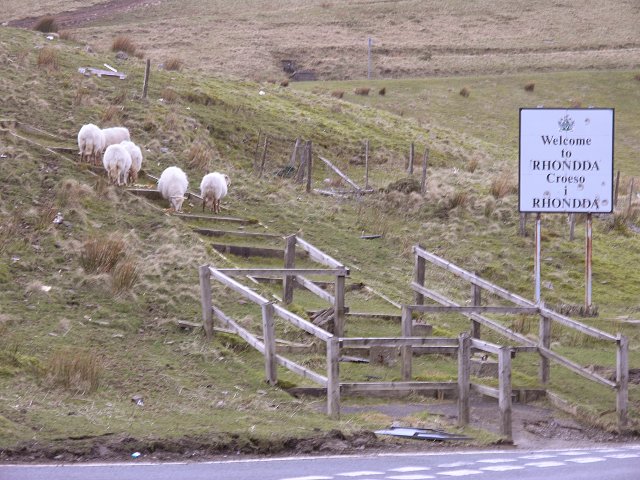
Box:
199 237 517 440
411 245 629 429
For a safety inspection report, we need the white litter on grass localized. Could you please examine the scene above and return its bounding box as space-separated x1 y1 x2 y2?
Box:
103 63 118 72
259 90 266 96
40 285 52 293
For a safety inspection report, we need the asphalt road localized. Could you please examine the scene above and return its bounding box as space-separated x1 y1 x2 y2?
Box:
2 444 640 480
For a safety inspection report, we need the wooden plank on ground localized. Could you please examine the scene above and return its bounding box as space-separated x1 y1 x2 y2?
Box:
193 228 281 240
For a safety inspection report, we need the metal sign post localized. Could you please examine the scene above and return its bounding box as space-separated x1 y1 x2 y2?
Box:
585 213 593 308
534 213 541 304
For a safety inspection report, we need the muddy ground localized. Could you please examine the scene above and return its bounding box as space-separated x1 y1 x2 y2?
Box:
2 396 638 464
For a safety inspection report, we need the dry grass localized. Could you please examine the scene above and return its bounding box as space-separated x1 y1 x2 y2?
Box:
37 46 59 71
161 87 179 103
280 79 289 87
354 87 370 96
331 90 344 99
378 87 386 96
80 236 125 274
448 190 470 209
164 57 183 71
459 87 470 98
466 155 480 173
58 30 75 41
111 35 137 55
33 16 58 33
46 347 102 394
57 178 94 208
101 104 122 123
490 175 517 199
524 82 535 92
186 141 213 171
111 258 139 295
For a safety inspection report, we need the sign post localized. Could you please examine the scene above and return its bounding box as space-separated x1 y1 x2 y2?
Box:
519 108 614 309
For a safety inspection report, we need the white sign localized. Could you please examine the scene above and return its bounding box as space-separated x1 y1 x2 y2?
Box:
519 108 614 213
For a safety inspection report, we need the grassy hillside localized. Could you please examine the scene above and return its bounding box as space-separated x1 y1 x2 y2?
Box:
0 24 639 459
4 0 640 80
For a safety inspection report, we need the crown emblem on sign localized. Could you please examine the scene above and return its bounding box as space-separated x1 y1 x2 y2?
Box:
558 114 575 132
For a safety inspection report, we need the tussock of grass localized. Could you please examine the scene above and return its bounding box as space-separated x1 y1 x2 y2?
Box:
459 87 470 97
112 258 139 295
164 57 183 71
490 175 517 199
46 348 101 394
354 87 370 96
111 35 136 55
186 141 213 172
37 46 58 71
161 87 179 103
331 90 344 99
33 16 58 33
101 104 122 123
80 236 125 274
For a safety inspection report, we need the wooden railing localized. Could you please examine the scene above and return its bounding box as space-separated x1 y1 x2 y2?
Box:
412 245 629 429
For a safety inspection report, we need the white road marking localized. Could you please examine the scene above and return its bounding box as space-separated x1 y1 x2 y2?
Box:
387 475 435 480
565 457 605 463
606 453 640 459
479 465 524 472
437 462 472 468
519 454 556 460
389 467 432 472
476 458 517 463
437 469 483 476
280 476 332 480
558 451 589 456
337 472 383 477
524 461 565 468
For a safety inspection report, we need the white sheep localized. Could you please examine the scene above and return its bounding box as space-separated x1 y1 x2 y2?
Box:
200 172 230 214
101 126 130 149
102 144 132 186
77 123 104 165
157 166 189 212
120 140 143 184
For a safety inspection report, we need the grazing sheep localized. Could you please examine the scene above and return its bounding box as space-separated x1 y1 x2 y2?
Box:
102 144 132 186
158 166 189 212
120 140 143 184
200 172 230 214
101 126 130 149
77 123 104 165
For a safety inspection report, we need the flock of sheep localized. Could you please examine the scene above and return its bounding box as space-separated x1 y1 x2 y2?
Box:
77 123 230 213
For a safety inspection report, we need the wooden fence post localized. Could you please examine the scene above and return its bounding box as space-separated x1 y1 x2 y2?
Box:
617 333 629 430
306 141 313 193
613 170 621 208
498 346 513 442
408 142 414 174
334 271 345 337
414 248 426 305
471 275 481 339
401 306 413 381
289 138 300 168
569 213 576 241
628 178 635 214
519 213 527 237
199 265 213 340
258 136 269 178
539 301 550 384
326 336 340 418
295 143 307 184
253 130 262 168
457 333 470 426
420 148 429 195
262 302 277 385
283 235 296 304
364 139 370 189
142 58 150 99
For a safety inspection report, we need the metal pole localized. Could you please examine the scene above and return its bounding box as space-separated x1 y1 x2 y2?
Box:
534 213 541 304
364 139 369 189
367 37 372 79
585 213 592 309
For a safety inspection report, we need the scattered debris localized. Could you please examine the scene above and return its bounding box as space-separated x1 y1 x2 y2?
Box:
131 451 142 458
53 212 64 224
131 395 144 407
103 63 117 72
360 234 382 240
78 67 126 80
40 285 52 293
374 427 470 441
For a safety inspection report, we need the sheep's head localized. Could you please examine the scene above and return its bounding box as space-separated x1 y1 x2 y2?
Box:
170 195 186 212
202 192 215 212
223 174 230 186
